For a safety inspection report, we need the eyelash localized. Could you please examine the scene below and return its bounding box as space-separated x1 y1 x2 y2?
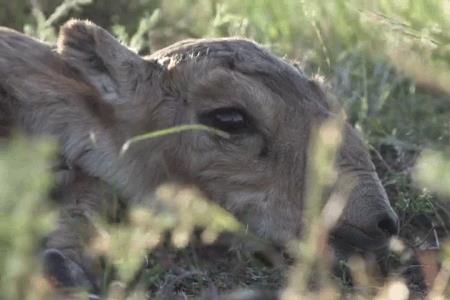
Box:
198 107 252 134
197 107 269 158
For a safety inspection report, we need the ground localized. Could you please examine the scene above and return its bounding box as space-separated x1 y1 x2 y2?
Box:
0 1 449 299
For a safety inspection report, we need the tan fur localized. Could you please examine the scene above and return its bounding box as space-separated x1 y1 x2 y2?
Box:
0 21 398 289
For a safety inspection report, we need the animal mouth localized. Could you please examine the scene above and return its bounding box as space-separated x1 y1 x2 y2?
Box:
329 224 390 253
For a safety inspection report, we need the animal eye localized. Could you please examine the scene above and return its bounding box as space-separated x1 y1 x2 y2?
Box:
198 107 251 134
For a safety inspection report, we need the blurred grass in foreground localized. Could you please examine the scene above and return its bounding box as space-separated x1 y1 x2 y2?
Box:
0 137 57 300
0 0 449 299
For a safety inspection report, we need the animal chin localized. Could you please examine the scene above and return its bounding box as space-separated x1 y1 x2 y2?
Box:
329 224 390 255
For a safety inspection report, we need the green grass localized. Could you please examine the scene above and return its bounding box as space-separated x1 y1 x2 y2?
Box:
0 0 449 299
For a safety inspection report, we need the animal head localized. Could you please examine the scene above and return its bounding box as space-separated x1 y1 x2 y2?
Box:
0 20 398 255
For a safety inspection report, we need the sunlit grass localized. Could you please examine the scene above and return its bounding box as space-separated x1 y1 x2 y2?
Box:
0 0 449 299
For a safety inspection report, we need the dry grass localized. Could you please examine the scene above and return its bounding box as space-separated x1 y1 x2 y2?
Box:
0 0 449 299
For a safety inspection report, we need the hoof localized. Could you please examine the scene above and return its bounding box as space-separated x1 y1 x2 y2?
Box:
42 249 99 294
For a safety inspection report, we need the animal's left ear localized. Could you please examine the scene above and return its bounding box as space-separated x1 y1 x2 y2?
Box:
58 19 156 104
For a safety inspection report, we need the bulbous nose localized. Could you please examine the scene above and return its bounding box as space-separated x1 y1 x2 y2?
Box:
329 173 400 251
352 209 399 240
376 212 399 237
331 209 399 251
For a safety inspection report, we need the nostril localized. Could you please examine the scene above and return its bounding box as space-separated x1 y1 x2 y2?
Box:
377 215 399 237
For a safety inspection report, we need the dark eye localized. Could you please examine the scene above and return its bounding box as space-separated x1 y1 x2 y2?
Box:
198 107 251 134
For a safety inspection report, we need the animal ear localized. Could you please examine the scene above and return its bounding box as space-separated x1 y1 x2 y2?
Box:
58 20 151 104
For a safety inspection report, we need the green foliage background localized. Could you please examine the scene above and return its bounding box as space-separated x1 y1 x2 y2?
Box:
0 0 449 299
3 0 448 148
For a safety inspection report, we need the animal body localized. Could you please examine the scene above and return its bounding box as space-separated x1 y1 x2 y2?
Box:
0 20 399 293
